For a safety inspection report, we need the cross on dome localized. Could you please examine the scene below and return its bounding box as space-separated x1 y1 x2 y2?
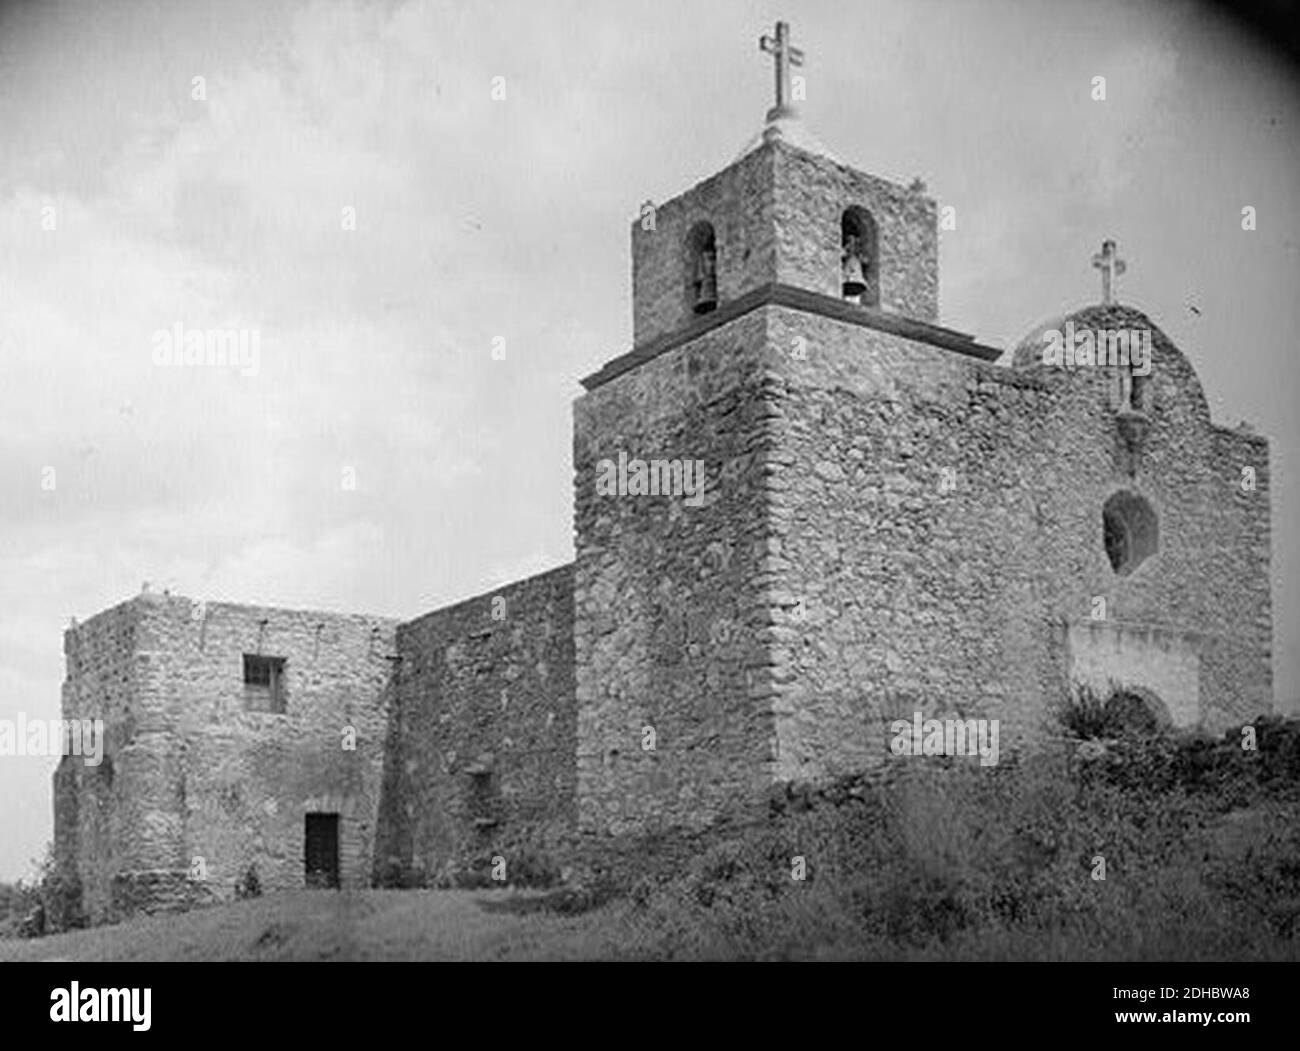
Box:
1092 239 1127 305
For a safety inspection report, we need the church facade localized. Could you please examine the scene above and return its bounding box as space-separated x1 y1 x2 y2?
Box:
54 25 1273 923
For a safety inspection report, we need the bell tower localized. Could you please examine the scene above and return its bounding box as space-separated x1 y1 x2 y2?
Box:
573 22 994 844
628 21 940 353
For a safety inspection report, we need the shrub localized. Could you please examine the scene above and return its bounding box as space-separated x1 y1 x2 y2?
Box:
35 846 86 933
235 865 262 900
374 858 406 890
1059 682 1120 740
0 879 44 939
501 845 562 889
587 707 1300 960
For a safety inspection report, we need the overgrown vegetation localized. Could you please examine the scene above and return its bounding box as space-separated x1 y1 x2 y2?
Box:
0 844 85 940
0 880 42 939
378 834 567 892
12 687 1299 961
235 865 262 900
554 691 1300 960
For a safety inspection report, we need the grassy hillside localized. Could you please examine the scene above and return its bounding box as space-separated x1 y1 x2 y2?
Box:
7 710 1299 961
0 889 611 962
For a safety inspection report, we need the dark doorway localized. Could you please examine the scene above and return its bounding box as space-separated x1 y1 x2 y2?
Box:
304 813 340 889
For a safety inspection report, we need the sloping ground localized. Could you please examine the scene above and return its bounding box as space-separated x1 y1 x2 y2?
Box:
7 723 1300 962
6 798 1299 962
0 890 614 962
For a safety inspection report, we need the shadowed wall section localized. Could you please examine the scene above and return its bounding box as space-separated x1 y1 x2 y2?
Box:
375 565 576 885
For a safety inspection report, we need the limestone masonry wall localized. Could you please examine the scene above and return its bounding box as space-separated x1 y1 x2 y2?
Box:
632 145 773 347
764 302 1272 786
762 306 1058 780
574 310 780 838
158 597 398 902
631 140 939 348
377 565 575 884
57 600 143 923
771 144 939 322
59 593 397 921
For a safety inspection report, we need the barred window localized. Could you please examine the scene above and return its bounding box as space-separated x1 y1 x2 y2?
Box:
243 654 287 713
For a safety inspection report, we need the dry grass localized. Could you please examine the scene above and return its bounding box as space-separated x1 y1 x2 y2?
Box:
0 889 614 962
7 717 1298 962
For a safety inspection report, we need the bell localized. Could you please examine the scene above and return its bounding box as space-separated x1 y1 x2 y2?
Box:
842 252 867 299
694 248 718 314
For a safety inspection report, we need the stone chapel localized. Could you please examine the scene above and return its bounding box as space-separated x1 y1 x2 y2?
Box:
54 22 1273 923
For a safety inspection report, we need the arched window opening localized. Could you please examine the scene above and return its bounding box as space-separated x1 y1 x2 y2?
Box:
1102 491 1158 576
841 207 879 307
686 221 718 316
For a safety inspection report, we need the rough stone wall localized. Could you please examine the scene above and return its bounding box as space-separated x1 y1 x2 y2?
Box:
761 306 1057 780
1026 307 1273 734
56 599 143 922
762 301 1273 784
1202 424 1274 730
770 143 938 322
631 140 939 348
378 565 575 884
59 592 398 922
155 596 398 902
632 145 773 347
573 310 781 837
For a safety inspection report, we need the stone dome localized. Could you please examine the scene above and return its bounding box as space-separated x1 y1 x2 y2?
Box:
1004 301 1213 428
1008 303 1161 370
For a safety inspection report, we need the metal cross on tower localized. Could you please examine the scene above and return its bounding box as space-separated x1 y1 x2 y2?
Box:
759 21 804 121
1092 239 1127 305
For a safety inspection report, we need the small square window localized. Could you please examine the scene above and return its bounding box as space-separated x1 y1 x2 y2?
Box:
243 654 287 713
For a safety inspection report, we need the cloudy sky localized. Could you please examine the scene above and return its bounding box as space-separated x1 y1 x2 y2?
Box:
1 0 1297 879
